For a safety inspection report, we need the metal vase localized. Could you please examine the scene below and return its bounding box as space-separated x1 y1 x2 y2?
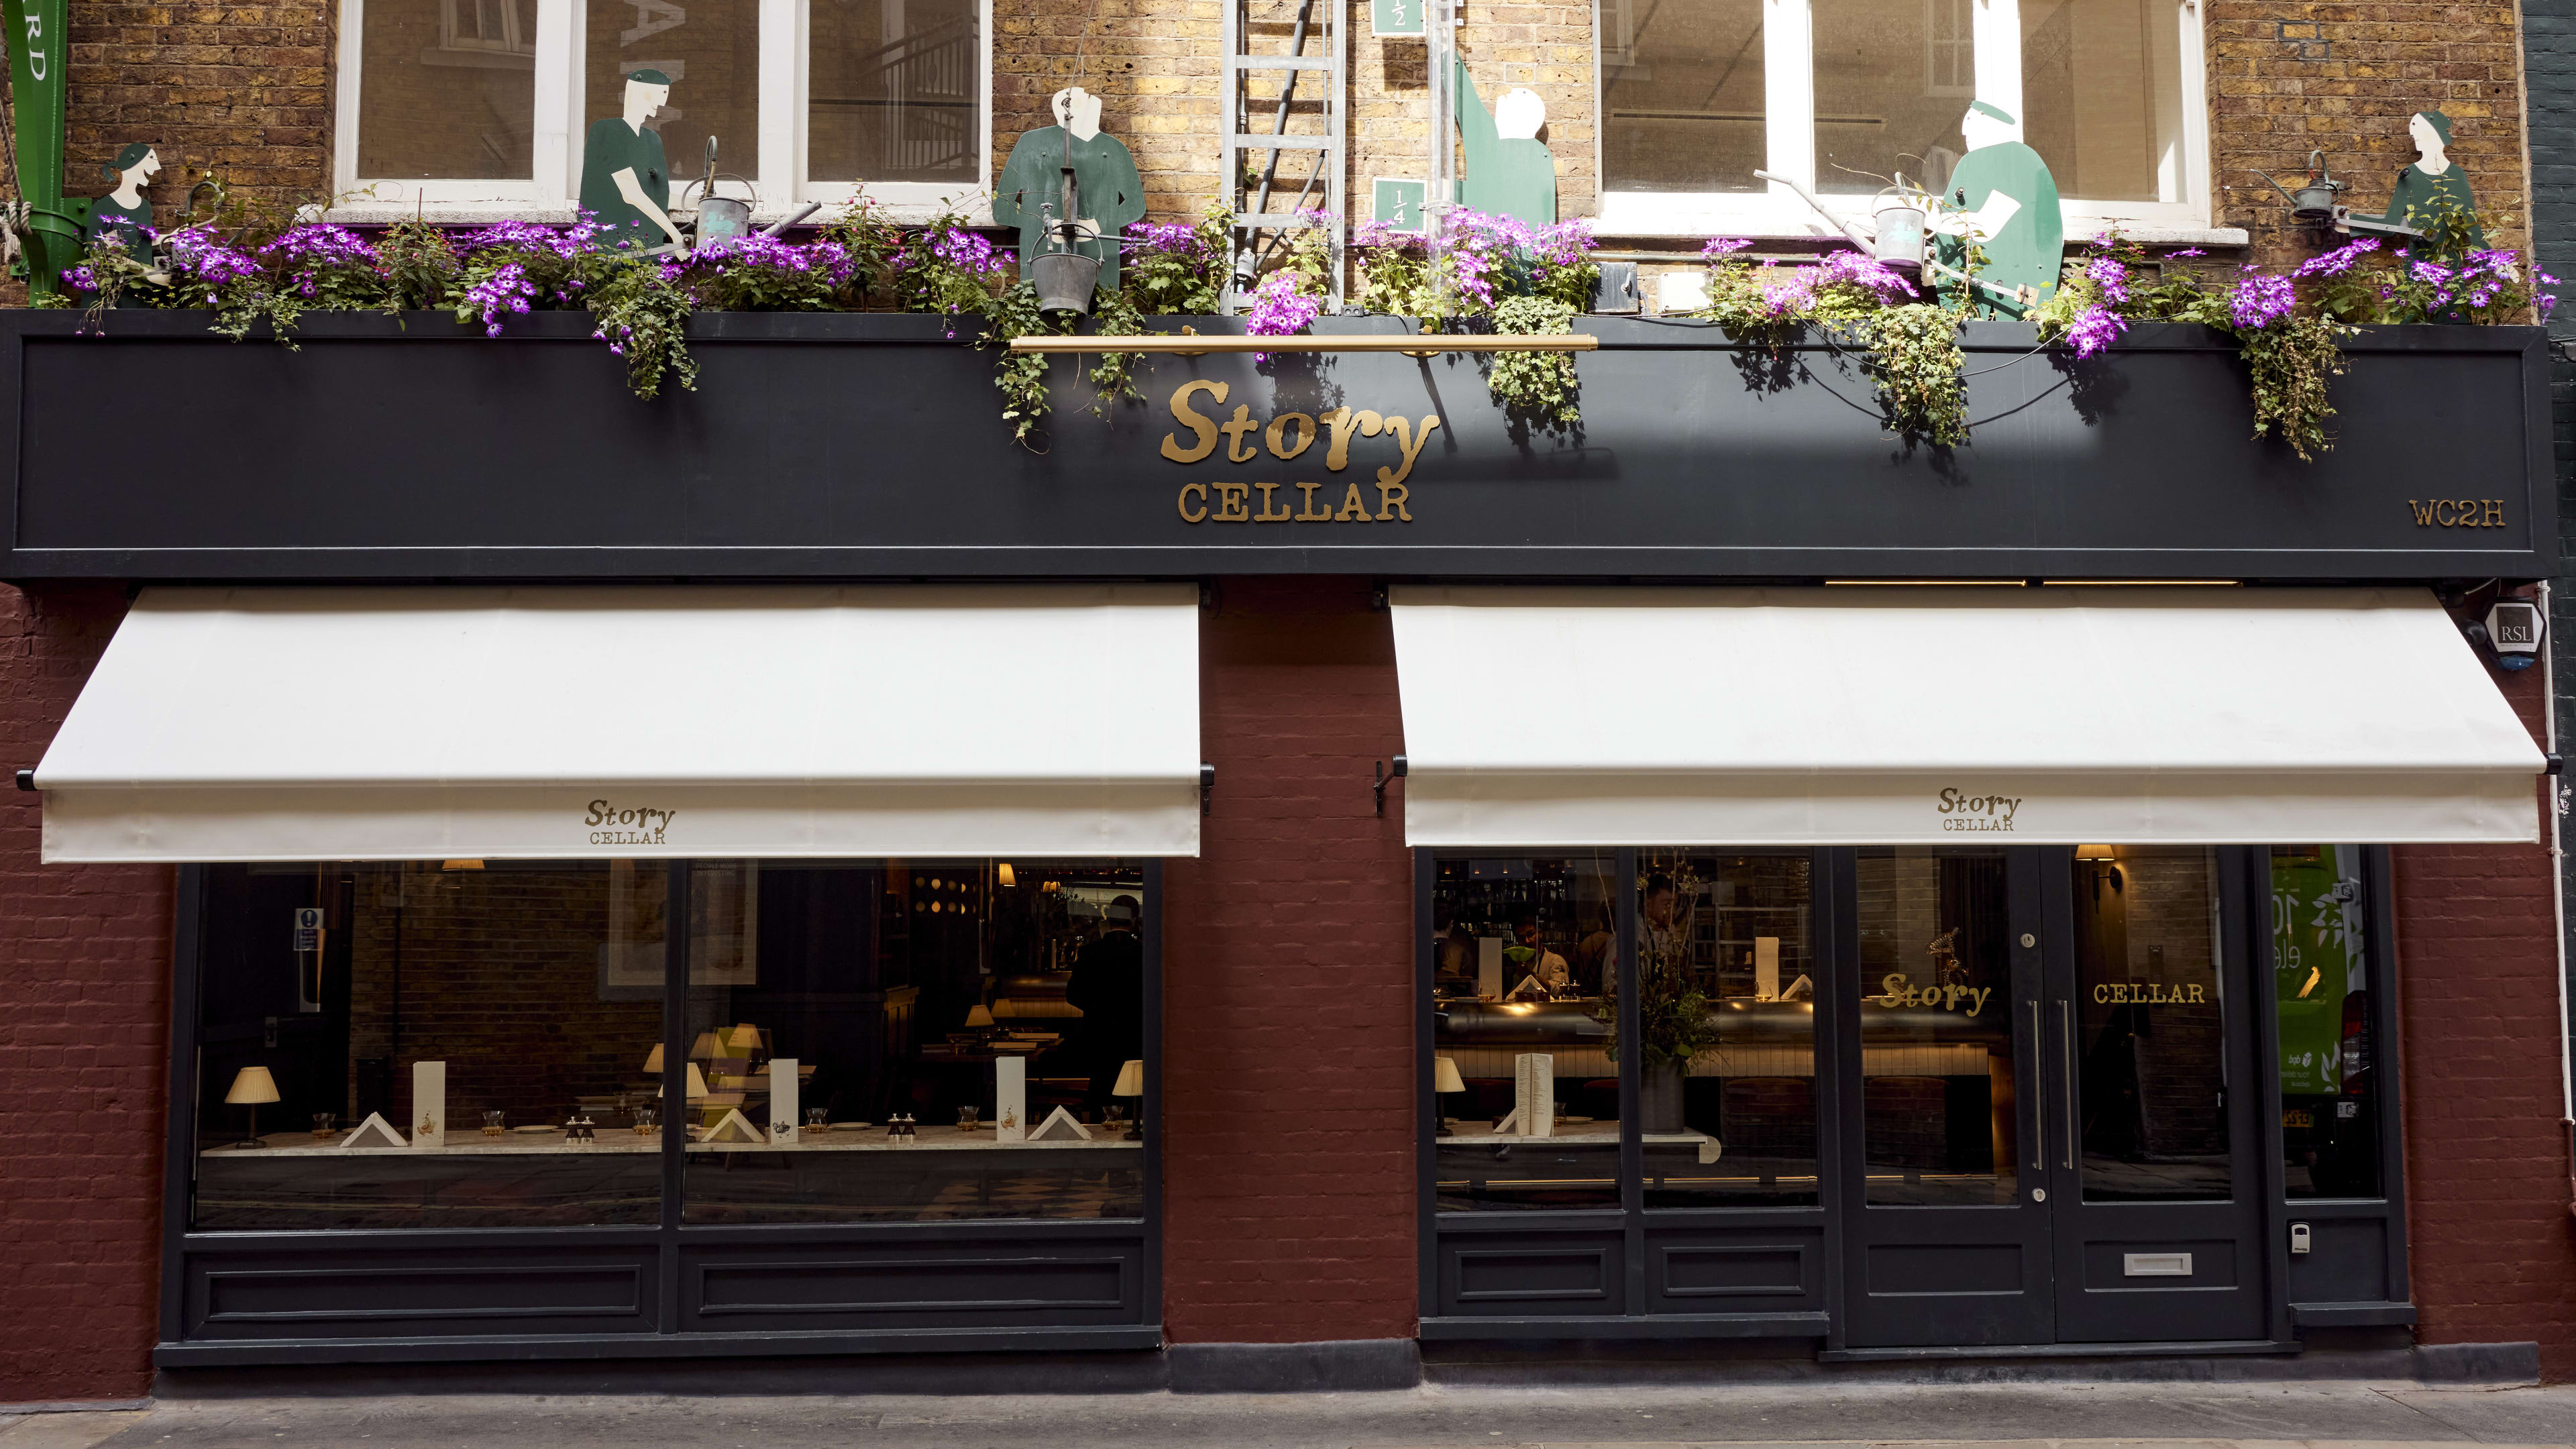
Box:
1032 250 1101 314
1640 1063 1687 1134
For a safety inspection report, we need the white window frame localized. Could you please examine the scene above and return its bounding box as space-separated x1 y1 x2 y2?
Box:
1593 0 2210 239
335 0 991 215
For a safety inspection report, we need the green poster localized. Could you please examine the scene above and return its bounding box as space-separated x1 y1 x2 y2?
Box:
2270 845 2362 1096
1 0 76 292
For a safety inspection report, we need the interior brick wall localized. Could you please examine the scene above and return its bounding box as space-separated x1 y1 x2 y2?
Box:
2392 659 2576 1383
1160 575 1415 1344
0 584 170 1405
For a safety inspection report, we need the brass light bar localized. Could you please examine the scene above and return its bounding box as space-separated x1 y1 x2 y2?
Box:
1006 333 1601 355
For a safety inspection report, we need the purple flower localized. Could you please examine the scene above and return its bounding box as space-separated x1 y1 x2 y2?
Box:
2170 248 2206 258
1124 220 1207 257
1352 217 1425 251
1702 236 1755 262
1813 249 1917 301
1244 272 1324 337
2063 303 2126 358
62 265 95 292
160 224 262 287
2294 237 2379 278
2226 270 2296 329
2086 256 2131 304
463 262 537 337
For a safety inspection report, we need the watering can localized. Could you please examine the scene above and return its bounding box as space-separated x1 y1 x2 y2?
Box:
682 136 757 247
1753 168 2038 317
2249 150 2424 241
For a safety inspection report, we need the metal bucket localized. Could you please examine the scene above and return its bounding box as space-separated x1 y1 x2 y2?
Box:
2290 184 2339 222
1032 250 1102 313
696 195 753 246
1872 204 1927 269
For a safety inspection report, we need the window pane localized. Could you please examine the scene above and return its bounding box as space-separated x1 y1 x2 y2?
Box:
2020 0 2186 202
2074 847 2229 1202
587 0 760 182
2273 845 2381 1199
810 0 982 184
192 862 665 1230
358 0 537 180
1857 848 2017 1206
1603 0 1765 193
1430 855 1621 1210
1813 0 1972 194
1638 853 1818 1207
680 861 1146 1224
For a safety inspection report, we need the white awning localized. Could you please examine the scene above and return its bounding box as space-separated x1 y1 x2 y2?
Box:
1391 586 2543 847
37 585 1202 863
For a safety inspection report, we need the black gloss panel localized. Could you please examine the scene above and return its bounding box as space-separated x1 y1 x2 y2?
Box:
1866 1242 2024 1295
1644 1222 1831 1316
182 1245 658 1339
1442 1232 1626 1315
674 1236 1147 1333
2286 1212 2394 1304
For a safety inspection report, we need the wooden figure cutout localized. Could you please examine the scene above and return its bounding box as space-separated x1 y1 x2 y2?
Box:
1931 101 2062 315
580 69 684 252
2365 109 2482 261
1452 60 1556 225
994 87 1146 288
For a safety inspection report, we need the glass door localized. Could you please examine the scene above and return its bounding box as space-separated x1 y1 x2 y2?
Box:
1835 847 2053 1348
2041 846 2267 1344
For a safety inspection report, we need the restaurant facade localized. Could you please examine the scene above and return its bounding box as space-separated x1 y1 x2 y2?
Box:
5 0 2576 1407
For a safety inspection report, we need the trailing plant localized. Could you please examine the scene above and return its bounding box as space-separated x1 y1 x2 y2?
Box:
673 231 859 312
1697 240 1970 444
981 279 1064 445
1488 293 1579 435
1085 282 1146 413
1853 302 1969 447
373 217 460 311
590 255 701 401
813 196 902 308
1120 197 1231 316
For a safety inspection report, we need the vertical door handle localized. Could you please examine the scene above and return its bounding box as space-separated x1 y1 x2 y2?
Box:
2027 998 2043 1171
2058 999 2078 1171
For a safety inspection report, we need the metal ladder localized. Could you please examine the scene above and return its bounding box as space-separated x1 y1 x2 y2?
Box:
1220 0 1346 310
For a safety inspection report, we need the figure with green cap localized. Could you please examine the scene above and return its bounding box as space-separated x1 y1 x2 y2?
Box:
84 143 160 264
995 87 1145 288
580 69 685 252
1929 100 2061 315
1452 59 1555 225
84 144 171 305
2365 109 2481 260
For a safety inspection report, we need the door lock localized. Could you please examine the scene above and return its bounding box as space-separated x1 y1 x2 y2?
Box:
2019 932 2036 948
2290 1222 2312 1255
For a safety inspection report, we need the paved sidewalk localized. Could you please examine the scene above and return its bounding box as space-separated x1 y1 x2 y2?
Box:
1 1383 2570 1449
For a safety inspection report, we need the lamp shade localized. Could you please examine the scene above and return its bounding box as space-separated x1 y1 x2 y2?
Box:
963 1005 995 1029
1111 1059 1146 1097
1433 1056 1466 1095
689 1030 721 1060
2076 844 2117 861
684 1063 710 1100
225 1065 281 1105
643 1044 665 1073
997 862 1016 888
725 1024 763 1055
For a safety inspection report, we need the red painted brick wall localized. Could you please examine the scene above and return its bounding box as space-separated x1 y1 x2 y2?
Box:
0 584 171 1405
1161 576 1416 1344
2394 659 2576 1382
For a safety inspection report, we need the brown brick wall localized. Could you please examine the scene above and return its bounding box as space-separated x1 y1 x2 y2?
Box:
2394 659 2576 1383
0 584 169 1405
64 0 335 222
2208 0 2532 270
1160 576 1417 1344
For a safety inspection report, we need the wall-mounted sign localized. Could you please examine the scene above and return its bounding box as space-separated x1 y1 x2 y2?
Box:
1371 178 1427 233
1371 0 1426 38
291 906 322 951
1867 974 1993 1015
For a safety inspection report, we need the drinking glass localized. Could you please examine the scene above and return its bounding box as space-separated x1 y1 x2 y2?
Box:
311 1112 337 1138
806 1107 829 1129
957 1105 980 1131
482 1110 505 1136
633 1106 657 1135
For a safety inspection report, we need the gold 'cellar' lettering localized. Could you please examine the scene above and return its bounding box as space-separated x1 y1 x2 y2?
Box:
1163 380 1433 525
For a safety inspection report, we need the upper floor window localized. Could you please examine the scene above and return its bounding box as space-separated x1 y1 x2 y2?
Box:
337 0 989 211
1599 0 2204 233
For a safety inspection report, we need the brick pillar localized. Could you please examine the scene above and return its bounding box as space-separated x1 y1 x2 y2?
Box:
2393 659 2576 1381
1161 576 1416 1348
0 584 171 1404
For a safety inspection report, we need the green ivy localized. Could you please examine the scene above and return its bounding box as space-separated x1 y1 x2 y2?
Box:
1853 303 1968 448
1487 294 1580 435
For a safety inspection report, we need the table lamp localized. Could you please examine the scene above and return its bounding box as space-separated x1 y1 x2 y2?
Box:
225 1065 280 1148
642 1044 665 1074
1111 1058 1145 1139
1433 1056 1465 1137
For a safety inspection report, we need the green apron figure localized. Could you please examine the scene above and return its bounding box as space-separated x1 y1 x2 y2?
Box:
2367 109 2481 260
1931 101 2061 315
1452 59 1556 225
579 69 685 252
994 87 1145 289
84 143 168 306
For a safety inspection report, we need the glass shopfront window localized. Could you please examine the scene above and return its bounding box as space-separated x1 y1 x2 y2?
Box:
1636 851 1819 1206
680 859 1146 1222
190 857 1150 1231
1428 853 1621 1210
193 861 667 1230
2271 844 2381 1199
2071 845 2229 1202
1855 846 2017 1206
